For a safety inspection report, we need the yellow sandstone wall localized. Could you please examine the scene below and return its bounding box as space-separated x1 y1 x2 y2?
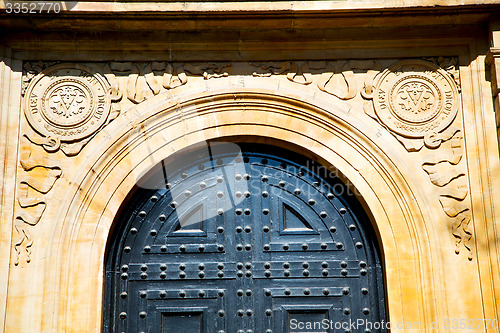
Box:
1 2 500 332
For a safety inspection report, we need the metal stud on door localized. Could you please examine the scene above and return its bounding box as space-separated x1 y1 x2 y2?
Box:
105 143 386 333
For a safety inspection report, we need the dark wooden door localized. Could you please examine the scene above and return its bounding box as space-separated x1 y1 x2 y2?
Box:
105 143 385 333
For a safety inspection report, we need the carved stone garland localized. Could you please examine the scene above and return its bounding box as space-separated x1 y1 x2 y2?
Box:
16 58 471 264
103 60 381 103
103 62 230 103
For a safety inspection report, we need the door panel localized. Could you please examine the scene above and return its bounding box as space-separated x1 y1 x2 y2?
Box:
105 143 386 333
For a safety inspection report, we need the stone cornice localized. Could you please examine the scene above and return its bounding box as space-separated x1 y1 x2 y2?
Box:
1 1 500 33
2 0 500 14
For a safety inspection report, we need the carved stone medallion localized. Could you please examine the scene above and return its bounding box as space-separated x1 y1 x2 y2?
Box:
24 64 111 142
373 60 459 138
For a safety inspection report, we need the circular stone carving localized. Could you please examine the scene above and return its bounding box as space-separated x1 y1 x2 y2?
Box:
24 64 110 141
372 60 459 138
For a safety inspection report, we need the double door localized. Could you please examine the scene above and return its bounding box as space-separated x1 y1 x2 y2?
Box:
106 144 385 333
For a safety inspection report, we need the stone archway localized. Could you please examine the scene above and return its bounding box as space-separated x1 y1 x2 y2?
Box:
34 80 445 332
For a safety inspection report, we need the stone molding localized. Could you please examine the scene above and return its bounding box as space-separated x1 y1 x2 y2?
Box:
486 48 500 156
0 47 23 333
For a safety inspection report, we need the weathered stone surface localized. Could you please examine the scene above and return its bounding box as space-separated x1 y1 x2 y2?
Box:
1 2 500 332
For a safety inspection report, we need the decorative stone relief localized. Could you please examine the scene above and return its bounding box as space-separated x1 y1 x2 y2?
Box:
103 62 231 104
251 61 313 85
249 60 382 100
16 59 471 262
368 60 459 143
90 60 381 108
163 63 188 89
15 135 62 265
16 63 119 265
184 62 232 80
363 59 472 259
424 56 461 92
104 62 165 104
421 127 472 259
317 60 381 100
23 63 119 156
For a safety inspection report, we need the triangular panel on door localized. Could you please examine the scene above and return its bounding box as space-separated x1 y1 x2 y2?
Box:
281 202 317 235
167 203 207 237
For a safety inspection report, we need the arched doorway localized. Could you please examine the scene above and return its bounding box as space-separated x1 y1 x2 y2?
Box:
104 142 386 332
